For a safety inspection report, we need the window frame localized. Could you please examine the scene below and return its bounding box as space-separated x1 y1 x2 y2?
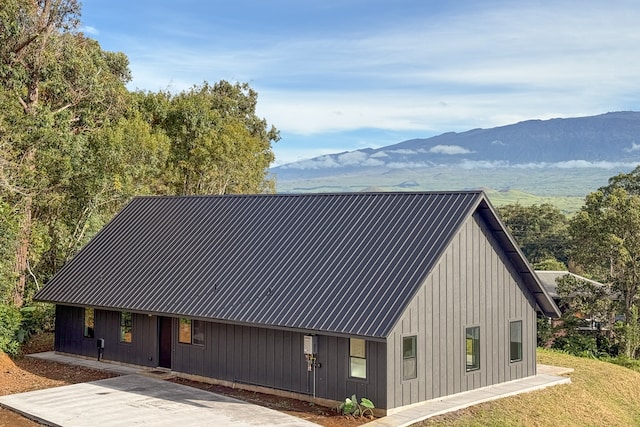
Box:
178 318 205 346
465 326 480 372
83 308 95 339
349 338 367 380
402 335 417 381
510 320 523 363
119 311 132 343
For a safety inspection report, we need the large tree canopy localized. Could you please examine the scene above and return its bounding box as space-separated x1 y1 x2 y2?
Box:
139 81 278 195
0 1 279 310
569 167 640 356
497 203 569 268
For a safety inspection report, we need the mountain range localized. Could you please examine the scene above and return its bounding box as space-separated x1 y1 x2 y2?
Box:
272 112 640 207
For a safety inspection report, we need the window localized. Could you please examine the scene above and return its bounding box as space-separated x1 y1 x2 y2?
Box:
83 308 94 338
192 320 205 346
178 318 191 343
465 326 480 372
402 336 417 380
510 321 523 362
179 318 205 346
120 311 132 343
349 338 366 379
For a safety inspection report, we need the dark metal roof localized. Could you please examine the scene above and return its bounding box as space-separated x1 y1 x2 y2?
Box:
535 270 606 300
35 191 560 338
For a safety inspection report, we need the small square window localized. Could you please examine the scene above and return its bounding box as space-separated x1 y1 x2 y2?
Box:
84 308 94 339
402 336 417 380
466 326 480 372
349 338 366 379
510 321 523 362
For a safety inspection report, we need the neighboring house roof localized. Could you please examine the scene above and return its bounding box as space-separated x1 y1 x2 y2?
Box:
535 270 607 300
35 191 560 338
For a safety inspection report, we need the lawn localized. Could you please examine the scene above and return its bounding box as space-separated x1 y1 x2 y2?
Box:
420 349 640 426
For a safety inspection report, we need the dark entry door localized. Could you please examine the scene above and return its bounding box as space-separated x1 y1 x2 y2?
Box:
158 316 172 368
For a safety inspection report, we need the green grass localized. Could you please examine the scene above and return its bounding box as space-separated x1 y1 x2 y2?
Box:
419 349 640 426
483 189 584 215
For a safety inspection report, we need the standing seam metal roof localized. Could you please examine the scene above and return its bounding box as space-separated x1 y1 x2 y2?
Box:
35 191 559 338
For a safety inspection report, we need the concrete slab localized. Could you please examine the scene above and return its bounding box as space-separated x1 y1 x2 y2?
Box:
28 352 143 376
0 374 319 427
364 371 571 427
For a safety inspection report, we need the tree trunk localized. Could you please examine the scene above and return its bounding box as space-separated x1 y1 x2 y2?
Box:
12 193 32 307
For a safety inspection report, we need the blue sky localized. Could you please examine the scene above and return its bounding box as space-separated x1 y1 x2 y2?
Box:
80 1 640 166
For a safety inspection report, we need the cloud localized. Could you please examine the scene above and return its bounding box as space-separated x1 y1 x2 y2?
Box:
98 0 640 160
551 160 640 169
279 150 385 169
369 151 389 158
429 145 472 155
80 25 99 35
625 143 640 152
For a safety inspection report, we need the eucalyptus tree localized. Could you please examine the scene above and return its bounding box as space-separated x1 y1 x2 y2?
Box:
0 0 131 305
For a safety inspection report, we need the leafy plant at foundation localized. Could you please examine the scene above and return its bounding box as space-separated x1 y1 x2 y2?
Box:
337 394 375 417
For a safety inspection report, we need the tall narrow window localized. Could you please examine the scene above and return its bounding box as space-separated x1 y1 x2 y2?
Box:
402 336 417 380
510 321 523 362
466 326 480 372
178 318 192 344
349 338 366 379
179 318 205 346
120 311 132 343
192 320 205 346
83 308 94 338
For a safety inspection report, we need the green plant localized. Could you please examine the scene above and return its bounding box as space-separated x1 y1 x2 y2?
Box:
0 303 22 356
337 394 375 418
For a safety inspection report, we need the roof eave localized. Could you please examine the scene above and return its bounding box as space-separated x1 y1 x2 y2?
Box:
476 196 562 318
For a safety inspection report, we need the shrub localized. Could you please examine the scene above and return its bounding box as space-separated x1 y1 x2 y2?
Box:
0 304 22 356
337 394 375 418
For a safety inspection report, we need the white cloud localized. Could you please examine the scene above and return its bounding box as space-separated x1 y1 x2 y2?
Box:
369 151 389 158
80 25 99 35
552 160 640 169
625 143 640 152
105 0 640 162
429 145 472 155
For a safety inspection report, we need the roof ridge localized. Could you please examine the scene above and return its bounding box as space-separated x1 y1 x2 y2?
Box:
131 190 486 200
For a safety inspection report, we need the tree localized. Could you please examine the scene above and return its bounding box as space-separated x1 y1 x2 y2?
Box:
144 81 279 195
497 203 569 268
0 2 280 312
570 185 640 357
0 0 131 305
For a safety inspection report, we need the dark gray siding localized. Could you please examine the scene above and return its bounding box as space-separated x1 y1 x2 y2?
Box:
386 212 538 410
315 337 386 408
54 305 96 357
173 322 308 393
172 321 387 407
55 305 157 367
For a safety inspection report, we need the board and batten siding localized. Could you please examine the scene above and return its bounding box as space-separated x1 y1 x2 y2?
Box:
173 321 387 407
55 305 157 367
386 212 538 410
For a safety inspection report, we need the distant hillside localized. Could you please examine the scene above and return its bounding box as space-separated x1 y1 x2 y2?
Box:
272 112 640 202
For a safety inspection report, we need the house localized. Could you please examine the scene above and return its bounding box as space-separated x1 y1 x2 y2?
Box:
34 191 560 413
535 270 611 330
535 270 607 304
